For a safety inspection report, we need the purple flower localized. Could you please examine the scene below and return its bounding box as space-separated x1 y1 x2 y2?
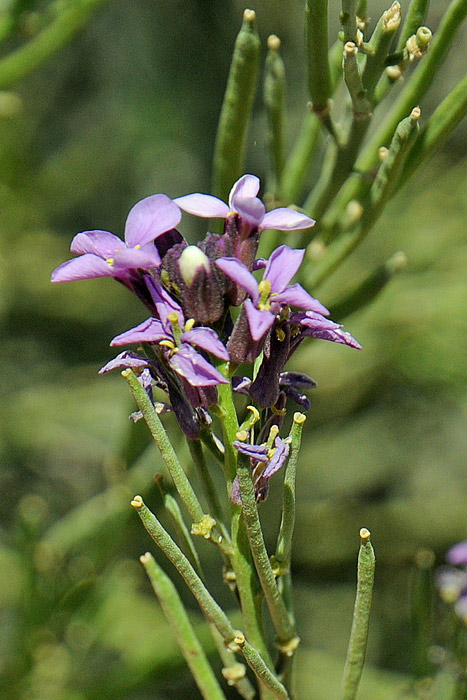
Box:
289 311 362 350
436 541 467 625
231 436 290 504
109 279 229 389
216 245 328 341
51 194 181 283
175 174 315 236
447 540 467 566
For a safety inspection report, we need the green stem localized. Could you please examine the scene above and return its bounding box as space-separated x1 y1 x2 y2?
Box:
361 1 401 102
212 9 260 201
140 552 227 700
399 71 467 188
341 528 375 700
340 0 358 43
410 549 435 678
0 0 109 89
343 42 372 120
122 369 204 525
236 455 296 652
396 0 431 51
133 497 288 699
155 477 203 578
306 0 336 138
187 438 230 540
264 35 286 203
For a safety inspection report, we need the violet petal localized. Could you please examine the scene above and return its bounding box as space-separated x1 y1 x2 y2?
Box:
99 351 148 374
124 194 182 248
228 174 260 204
447 541 467 566
174 193 230 219
169 344 228 387
70 230 123 257
51 254 114 282
231 195 265 228
244 300 275 342
264 246 305 291
111 246 161 271
275 284 329 314
259 208 315 232
233 441 269 462
181 327 229 361
215 258 260 304
263 438 290 479
110 317 167 346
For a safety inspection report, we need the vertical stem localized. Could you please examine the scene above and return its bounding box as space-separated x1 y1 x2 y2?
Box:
212 9 260 201
188 439 228 528
140 552 227 700
341 528 375 700
264 35 286 202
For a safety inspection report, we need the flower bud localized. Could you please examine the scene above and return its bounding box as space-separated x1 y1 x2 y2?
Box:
179 246 210 286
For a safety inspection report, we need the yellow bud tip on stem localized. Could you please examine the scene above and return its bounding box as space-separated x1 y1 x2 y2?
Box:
243 9 256 23
121 368 131 378
384 1 401 32
344 41 358 55
359 527 371 541
236 430 249 441
378 146 389 160
140 552 152 564
131 495 144 509
267 34 281 51
222 663 247 683
246 405 261 423
388 251 408 273
233 631 246 646
293 412 307 424
411 106 421 121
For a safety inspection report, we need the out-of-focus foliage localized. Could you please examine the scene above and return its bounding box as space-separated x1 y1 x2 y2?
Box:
0 1 465 698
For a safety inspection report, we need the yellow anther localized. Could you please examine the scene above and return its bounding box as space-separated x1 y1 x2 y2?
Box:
258 279 272 297
184 318 195 332
159 340 176 350
246 405 260 423
106 257 114 265
134 244 141 250
191 514 217 539
235 430 249 442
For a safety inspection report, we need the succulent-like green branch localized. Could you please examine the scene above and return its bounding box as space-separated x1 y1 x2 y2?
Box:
264 34 286 202
212 9 260 201
340 528 376 700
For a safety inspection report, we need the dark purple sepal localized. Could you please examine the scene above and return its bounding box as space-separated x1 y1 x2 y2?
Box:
249 323 291 408
227 308 266 365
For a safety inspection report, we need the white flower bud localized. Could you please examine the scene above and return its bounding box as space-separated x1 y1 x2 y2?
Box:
178 245 210 286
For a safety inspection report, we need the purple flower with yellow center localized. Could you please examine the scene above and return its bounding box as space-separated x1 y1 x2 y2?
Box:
51 194 181 283
174 174 315 237
216 245 328 341
231 435 290 504
109 278 229 388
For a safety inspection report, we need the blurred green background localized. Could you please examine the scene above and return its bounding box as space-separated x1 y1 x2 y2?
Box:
0 1 465 698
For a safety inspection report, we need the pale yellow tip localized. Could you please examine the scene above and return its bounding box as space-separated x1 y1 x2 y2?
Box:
268 34 281 51
131 495 143 509
360 527 371 541
293 412 307 424
140 552 152 564
243 9 256 22
411 106 421 121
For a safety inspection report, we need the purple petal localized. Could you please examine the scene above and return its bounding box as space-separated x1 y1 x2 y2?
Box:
145 277 184 328
259 208 315 232
174 193 230 219
231 195 265 228
233 441 269 462
263 438 290 479
215 258 259 303
279 371 317 388
275 284 330 314
181 327 229 361
232 376 252 394
124 194 182 248
300 318 362 349
51 254 114 282
244 300 275 342
70 230 123 257
169 344 228 386
447 541 467 566
110 317 167 346
99 351 148 374
228 174 260 205
264 246 305 292
112 246 161 271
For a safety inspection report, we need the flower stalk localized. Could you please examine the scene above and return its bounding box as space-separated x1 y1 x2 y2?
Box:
264 35 286 203
341 528 376 700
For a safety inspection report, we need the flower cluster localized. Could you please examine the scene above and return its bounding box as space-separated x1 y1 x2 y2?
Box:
52 175 360 488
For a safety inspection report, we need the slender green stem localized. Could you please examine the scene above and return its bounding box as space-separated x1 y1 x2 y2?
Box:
133 497 288 699
275 414 306 568
343 42 372 120
155 478 203 577
212 9 260 201
410 549 435 678
340 0 358 43
396 0 431 51
140 552 227 700
317 0 466 238
362 1 401 102
306 107 419 288
0 0 109 89
264 35 286 203
341 528 375 700
187 439 230 539
236 455 297 650
399 72 467 189
122 369 204 525
306 0 336 139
